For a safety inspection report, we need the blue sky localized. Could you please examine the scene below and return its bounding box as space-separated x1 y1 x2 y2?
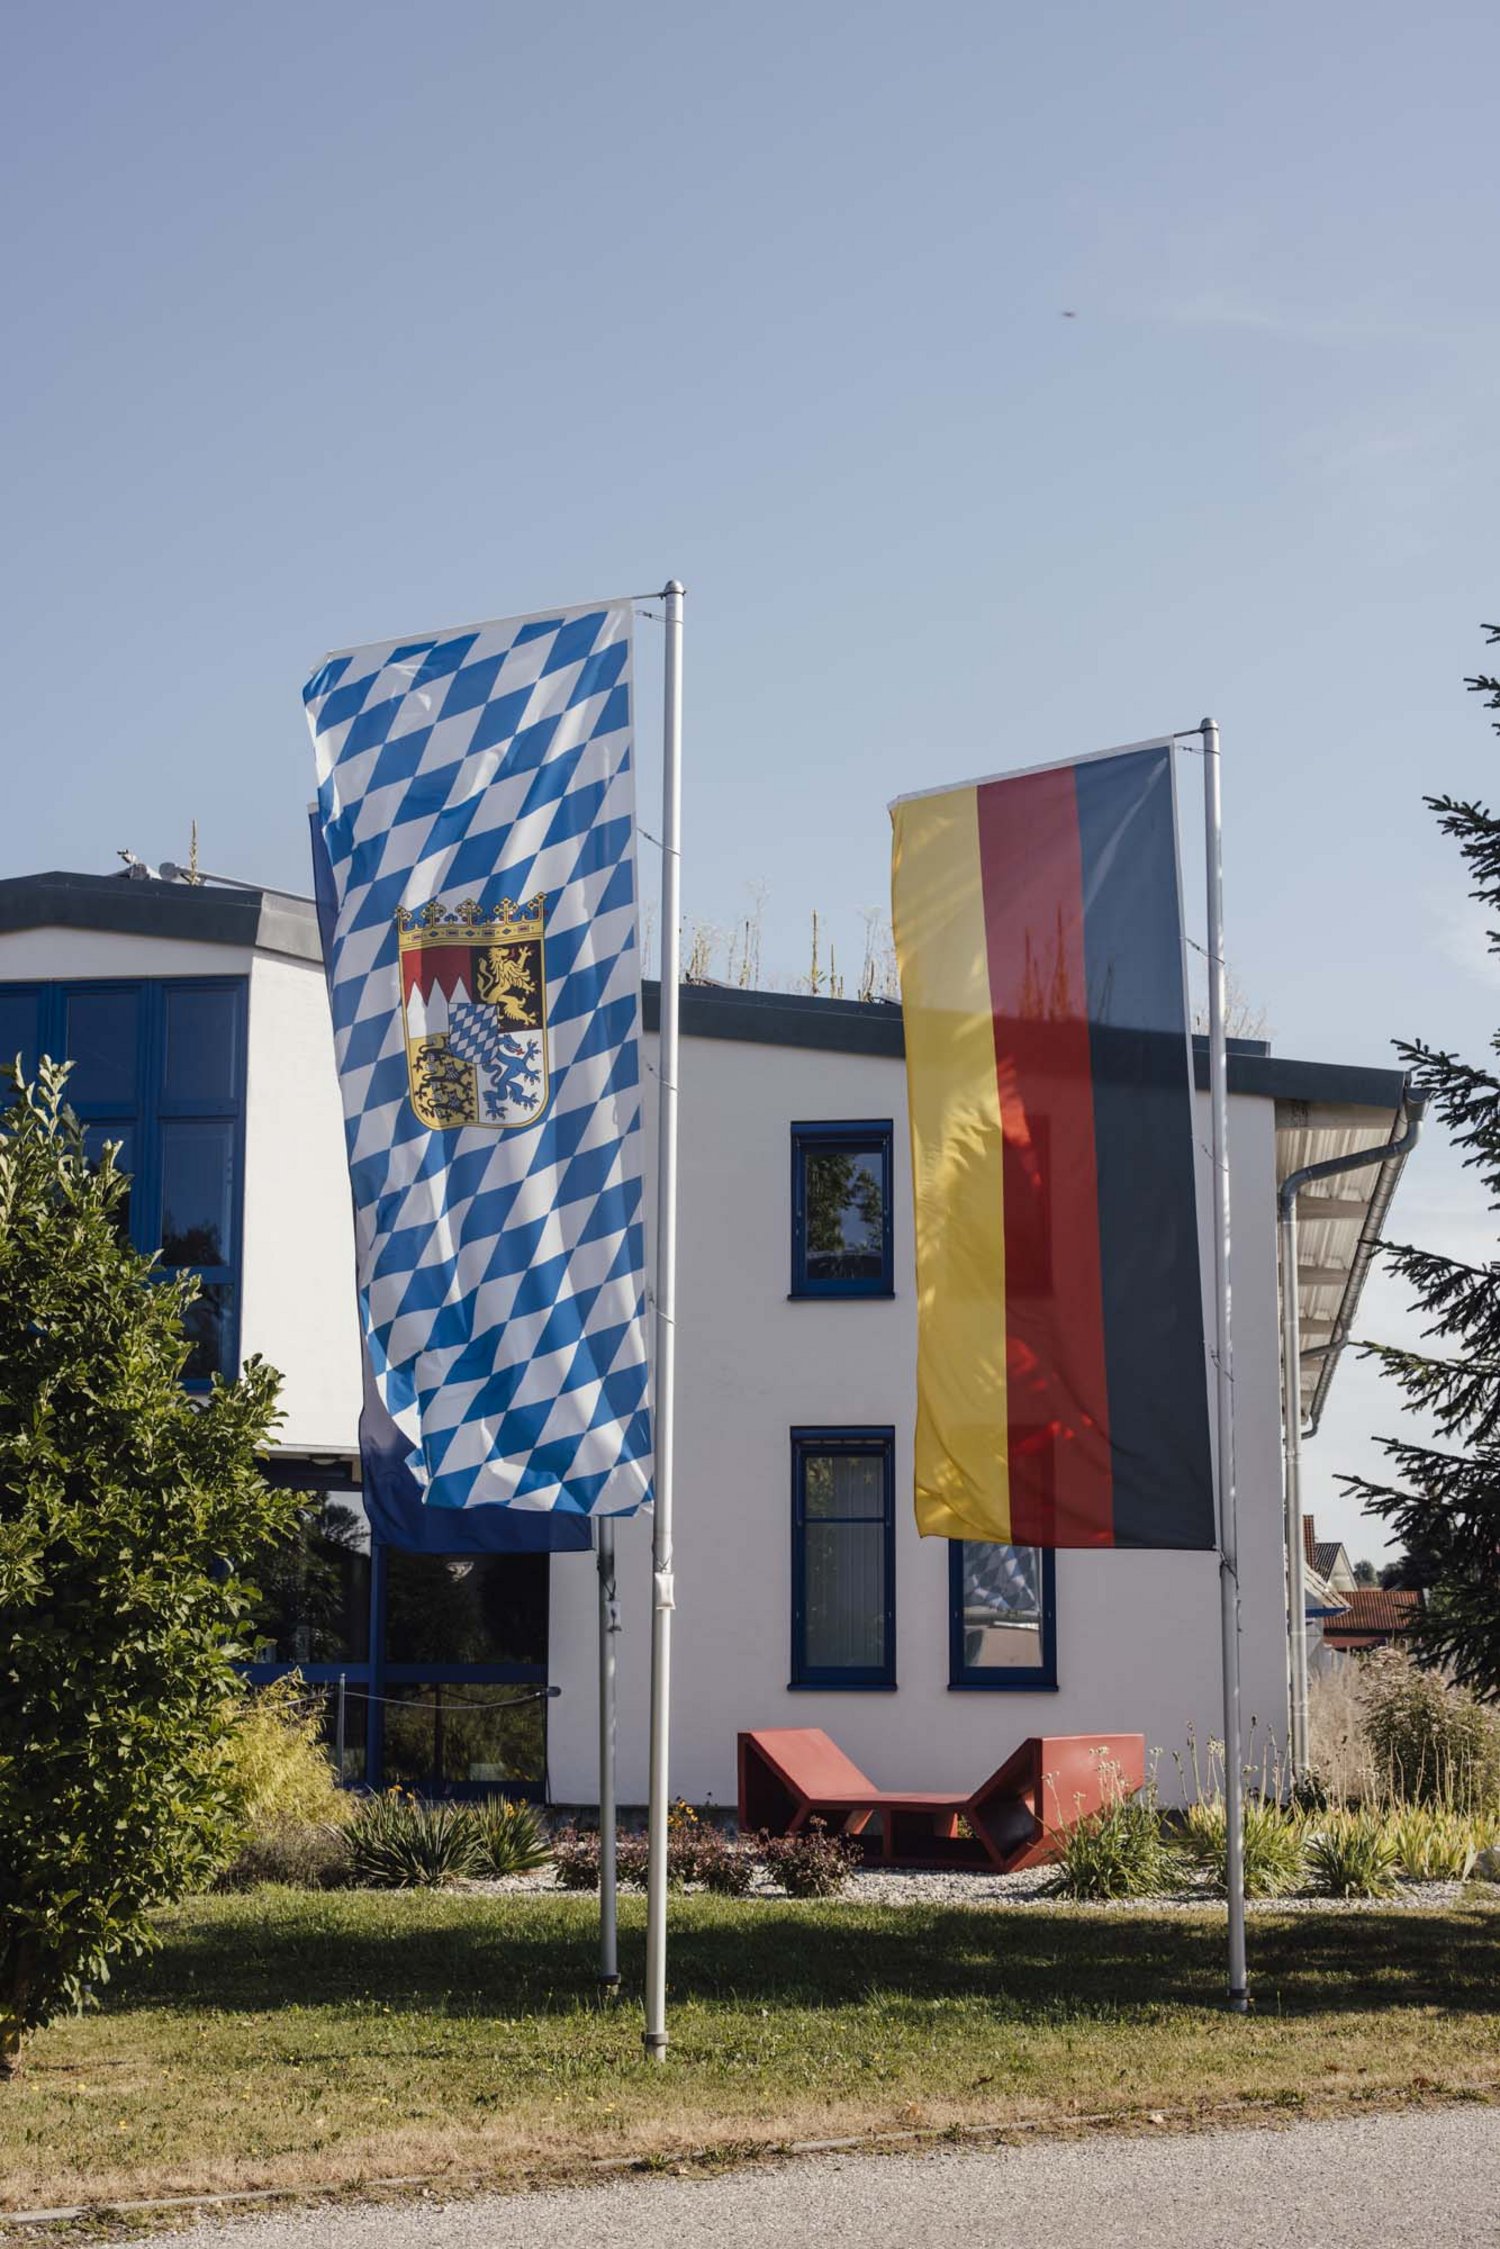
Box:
5 1 1497 1555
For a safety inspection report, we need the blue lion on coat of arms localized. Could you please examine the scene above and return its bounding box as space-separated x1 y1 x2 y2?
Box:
445 1003 545 1124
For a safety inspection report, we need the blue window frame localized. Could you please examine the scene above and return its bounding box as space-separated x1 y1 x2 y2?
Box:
790 1426 895 1688
790 1119 894 1298
948 1541 1058 1690
0 978 247 1385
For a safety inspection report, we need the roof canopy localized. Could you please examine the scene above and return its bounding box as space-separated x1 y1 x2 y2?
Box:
1277 1096 1414 1434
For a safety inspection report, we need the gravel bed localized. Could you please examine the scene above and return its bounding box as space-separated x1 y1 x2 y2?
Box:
477 1865 1494 1912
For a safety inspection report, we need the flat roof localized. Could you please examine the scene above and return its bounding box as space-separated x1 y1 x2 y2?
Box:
646 981 1407 1113
0 869 324 964
0 870 1408 1113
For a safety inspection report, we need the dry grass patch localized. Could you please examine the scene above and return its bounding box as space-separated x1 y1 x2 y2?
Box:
2 1890 1498 2219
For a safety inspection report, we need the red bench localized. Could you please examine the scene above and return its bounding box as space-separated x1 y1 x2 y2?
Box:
737 1726 1145 1872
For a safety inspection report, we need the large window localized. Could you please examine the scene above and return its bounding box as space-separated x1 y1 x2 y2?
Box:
383 1551 548 1669
382 1684 546 1795
240 1510 552 1798
382 1549 549 1794
0 978 246 1383
790 1427 895 1687
948 1542 1057 1690
790 1121 894 1297
249 1497 372 1667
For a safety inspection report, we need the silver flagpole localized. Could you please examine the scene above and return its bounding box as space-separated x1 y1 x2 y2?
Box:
596 1517 620 1993
644 580 684 2061
1203 715 1249 2011
1279 1192 1311 1781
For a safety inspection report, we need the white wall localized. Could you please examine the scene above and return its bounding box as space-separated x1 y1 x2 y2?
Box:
0 926 247 982
548 1034 1291 1811
241 951 362 1448
0 923 363 1453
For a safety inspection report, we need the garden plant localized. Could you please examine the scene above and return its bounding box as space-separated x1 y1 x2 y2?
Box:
0 1065 295 2077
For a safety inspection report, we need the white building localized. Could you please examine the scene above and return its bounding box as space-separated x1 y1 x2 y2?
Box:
0 867 1416 1808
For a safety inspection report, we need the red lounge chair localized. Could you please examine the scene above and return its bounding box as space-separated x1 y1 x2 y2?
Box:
737 1726 1145 1872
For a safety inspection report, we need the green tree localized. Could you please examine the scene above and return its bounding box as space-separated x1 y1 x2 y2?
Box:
0 1064 295 2074
1342 628 1500 1695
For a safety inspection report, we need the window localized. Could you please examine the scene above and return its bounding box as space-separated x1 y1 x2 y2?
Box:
248 1496 372 1667
383 1550 548 1669
791 1121 894 1297
0 978 246 1382
0 987 41 1083
949 1541 1057 1690
381 1549 550 1797
237 1506 553 1800
382 1683 546 1794
791 1427 895 1687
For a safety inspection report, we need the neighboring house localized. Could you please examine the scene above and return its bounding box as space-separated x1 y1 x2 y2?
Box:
1300 1514 1422 1663
1305 1518 1358 1598
0 866 1421 1807
1321 1587 1423 1656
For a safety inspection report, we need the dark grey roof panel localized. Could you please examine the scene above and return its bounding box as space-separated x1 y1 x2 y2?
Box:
0 874 1406 1112
1209 1050 1404 1114
0 871 322 963
643 980 1405 1113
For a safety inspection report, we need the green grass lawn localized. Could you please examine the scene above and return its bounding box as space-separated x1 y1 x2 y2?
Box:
4 1889 1499 2216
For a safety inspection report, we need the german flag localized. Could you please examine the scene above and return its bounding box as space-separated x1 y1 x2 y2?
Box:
890 743 1214 1551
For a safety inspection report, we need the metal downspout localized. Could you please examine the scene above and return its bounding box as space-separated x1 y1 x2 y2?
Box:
1278 1094 1425 1777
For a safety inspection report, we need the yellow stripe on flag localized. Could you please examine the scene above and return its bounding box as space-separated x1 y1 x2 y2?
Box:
890 787 1011 1542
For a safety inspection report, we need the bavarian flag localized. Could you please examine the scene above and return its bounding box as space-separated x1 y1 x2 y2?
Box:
304 600 651 1523
890 742 1214 1551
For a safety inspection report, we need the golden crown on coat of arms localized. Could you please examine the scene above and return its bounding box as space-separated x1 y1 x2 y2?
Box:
396 894 545 949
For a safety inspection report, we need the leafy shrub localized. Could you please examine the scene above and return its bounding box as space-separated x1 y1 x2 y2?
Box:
759 1819 860 1897
662 1800 758 1892
549 1825 650 1888
1361 1654 1500 1809
1387 1804 1480 1882
1305 1811 1401 1898
220 1676 348 1839
1181 1796 1305 1897
471 1798 551 1878
0 1065 295 2074
344 1793 482 1888
1050 1785 1175 1900
616 1833 651 1886
549 1819 752 1892
551 1826 602 1890
677 1825 757 1895
215 1822 350 1891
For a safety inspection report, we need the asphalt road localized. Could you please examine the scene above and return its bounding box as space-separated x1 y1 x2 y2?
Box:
87 2107 1500 2249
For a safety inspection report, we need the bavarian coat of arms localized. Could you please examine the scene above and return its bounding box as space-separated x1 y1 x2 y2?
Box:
396 895 550 1131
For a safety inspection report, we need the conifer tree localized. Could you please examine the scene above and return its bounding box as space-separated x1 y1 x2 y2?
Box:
1342 627 1500 1695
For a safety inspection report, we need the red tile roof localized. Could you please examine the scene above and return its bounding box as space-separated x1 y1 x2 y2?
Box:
1322 1588 1421 1647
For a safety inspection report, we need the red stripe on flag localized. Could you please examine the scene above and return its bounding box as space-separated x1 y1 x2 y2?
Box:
402 946 474 1003
976 768 1114 1547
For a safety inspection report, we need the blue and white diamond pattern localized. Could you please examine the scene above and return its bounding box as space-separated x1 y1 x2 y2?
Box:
444 1002 546 1126
304 600 652 1519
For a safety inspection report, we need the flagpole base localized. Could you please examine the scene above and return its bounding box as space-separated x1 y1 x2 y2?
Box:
643 2031 669 2063
1227 1988 1250 2014
597 1972 621 2000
